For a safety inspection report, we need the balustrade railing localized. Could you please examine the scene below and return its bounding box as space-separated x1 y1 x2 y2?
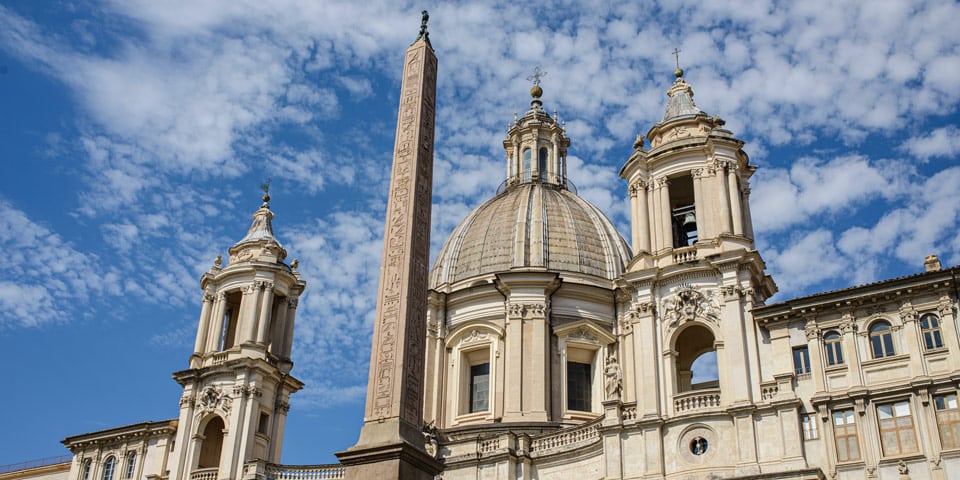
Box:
265 464 344 480
760 381 779 401
673 388 721 414
190 468 218 480
530 418 601 453
672 246 698 263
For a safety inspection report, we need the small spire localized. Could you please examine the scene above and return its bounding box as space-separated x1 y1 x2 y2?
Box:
414 10 431 47
260 178 272 207
527 66 546 99
672 47 683 78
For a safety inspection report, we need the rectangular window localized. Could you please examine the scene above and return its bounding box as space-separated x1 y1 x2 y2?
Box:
877 401 918 456
567 361 592 412
935 393 960 449
833 409 860 462
793 346 811 375
469 363 490 413
258 412 270 435
802 414 819 440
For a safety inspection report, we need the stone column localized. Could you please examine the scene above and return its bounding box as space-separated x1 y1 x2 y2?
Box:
256 284 274 345
634 180 650 254
193 293 215 357
692 169 707 241
649 180 662 253
805 324 826 393
840 314 863 387
281 297 298 358
338 20 441 480
269 298 288 356
898 302 924 376
727 164 744 236
207 292 227 352
742 185 755 240
718 162 733 234
629 182 640 252
504 303 524 420
243 283 264 344
658 178 671 250
937 296 960 360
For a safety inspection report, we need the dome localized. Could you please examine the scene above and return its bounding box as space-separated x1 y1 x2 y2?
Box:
430 183 632 287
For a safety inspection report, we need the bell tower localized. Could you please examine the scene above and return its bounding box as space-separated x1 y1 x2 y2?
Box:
617 63 776 451
620 66 760 270
168 191 305 480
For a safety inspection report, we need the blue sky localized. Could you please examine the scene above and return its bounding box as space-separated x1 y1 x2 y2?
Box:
1 0 959 467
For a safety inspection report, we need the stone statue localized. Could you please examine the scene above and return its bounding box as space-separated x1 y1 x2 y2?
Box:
422 420 438 458
604 355 622 400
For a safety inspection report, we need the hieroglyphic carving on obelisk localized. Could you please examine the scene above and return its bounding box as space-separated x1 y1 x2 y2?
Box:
362 9 437 433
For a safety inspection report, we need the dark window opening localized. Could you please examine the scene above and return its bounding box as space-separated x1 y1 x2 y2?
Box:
469 363 490 413
669 174 697 247
567 361 592 411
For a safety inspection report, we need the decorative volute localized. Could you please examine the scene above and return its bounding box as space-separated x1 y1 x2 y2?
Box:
502 68 571 190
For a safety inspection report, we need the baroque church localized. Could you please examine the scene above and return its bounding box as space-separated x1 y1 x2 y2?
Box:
4 14 960 480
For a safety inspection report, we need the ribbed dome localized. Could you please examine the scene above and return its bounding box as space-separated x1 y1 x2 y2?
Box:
430 184 632 287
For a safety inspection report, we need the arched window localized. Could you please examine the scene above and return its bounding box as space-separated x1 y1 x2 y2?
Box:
101 457 116 480
920 314 944 350
81 459 92 480
522 148 532 182
198 416 226 469
869 321 895 358
824 331 843 365
538 148 548 179
124 452 136 479
675 324 718 392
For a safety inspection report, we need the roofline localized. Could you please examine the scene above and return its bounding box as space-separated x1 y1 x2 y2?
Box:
62 419 178 446
754 265 959 320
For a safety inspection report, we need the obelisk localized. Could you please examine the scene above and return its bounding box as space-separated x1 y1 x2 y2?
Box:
336 11 441 480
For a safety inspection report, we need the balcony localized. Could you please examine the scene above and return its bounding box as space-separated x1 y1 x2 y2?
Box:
190 468 218 480
673 388 721 415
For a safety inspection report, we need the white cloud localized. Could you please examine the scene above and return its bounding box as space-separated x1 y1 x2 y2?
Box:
752 155 900 232
899 126 960 161
0 201 114 327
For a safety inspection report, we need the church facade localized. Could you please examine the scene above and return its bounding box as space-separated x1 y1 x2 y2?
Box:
5 18 960 480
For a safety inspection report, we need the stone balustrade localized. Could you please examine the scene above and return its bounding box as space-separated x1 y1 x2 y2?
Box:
672 246 698 264
264 464 344 480
673 388 721 414
530 418 601 454
190 468 218 480
760 381 779 401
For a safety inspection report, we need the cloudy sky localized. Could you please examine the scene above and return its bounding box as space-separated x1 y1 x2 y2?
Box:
1 0 959 467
